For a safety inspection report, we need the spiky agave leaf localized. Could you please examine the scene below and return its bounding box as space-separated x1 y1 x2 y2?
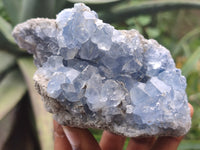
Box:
18 58 53 150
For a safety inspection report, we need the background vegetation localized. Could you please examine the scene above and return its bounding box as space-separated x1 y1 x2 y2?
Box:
0 0 200 149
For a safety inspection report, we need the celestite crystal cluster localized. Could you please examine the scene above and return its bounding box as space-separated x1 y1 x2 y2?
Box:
12 3 191 137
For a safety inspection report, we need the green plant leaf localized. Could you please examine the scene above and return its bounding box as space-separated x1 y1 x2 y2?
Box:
146 27 160 38
136 16 151 26
173 27 200 57
0 106 17 149
0 0 3 8
186 72 199 95
126 17 136 26
18 58 53 150
0 69 26 120
178 140 200 150
102 0 200 22
0 32 17 52
55 0 68 13
34 0 56 18
0 51 15 74
3 0 38 25
0 16 15 43
189 93 200 102
181 47 200 77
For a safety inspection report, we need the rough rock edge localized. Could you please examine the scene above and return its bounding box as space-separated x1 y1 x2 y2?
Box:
34 73 187 137
12 18 56 52
12 18 161 57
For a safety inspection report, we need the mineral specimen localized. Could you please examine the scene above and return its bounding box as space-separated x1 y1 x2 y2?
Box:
12 3 191 137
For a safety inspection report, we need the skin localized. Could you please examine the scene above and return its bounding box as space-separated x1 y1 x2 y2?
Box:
54 103 193 150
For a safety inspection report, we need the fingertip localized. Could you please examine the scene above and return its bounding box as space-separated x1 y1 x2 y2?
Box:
188 103 194 117
54 120 66 136
100 131 126 150
127 137 156 150
62 126 101 150
150 136 183 150
53 120 72 150
62 126 81 150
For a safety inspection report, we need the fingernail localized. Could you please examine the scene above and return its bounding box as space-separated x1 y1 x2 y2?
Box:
62 126 81 150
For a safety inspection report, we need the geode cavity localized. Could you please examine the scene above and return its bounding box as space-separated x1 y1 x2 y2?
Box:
12 3 191 137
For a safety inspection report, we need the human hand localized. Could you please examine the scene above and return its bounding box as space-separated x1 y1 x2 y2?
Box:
54 103 193 150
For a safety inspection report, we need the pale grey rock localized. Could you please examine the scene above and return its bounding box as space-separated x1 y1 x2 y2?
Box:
12 3 191 137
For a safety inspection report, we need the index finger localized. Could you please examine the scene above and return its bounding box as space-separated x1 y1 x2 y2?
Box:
54 120 72 150
100 131 126 150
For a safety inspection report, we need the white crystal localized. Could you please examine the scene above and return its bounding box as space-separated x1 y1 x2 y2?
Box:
126 105 134 114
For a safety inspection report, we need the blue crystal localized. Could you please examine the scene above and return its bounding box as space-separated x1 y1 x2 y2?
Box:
13 3 191 137
47 73 66 98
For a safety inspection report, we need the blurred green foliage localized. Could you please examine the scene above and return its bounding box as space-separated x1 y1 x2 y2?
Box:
0 0 200 149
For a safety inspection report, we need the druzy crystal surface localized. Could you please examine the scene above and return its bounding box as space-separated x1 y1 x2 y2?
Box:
12 3 191 137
